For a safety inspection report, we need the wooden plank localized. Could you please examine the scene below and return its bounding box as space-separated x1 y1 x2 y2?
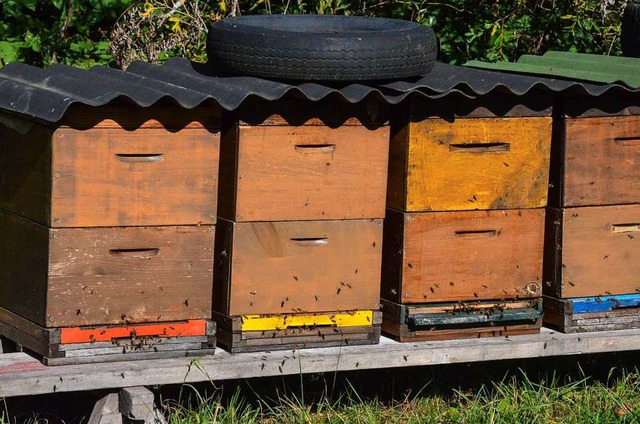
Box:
391 117 552 212
43 348 216 366
60 320 208 344
51 126 219 227
0 211 50 325
215 311 381 352
563 115 640 206
558 204 640 298
383 319 541 342
221 219 382 315
47 225 214 327
0 124 53 225
386 122 409 212
61 342 206 358
218 125 389 221
240 311 375 331
5 328 640 397
383 209 545 303
56 336 210 352
568 294 640 313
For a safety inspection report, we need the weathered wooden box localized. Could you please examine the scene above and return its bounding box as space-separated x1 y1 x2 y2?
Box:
0 210 215 328
544 295 640 333
387 116 552 212
217 118 389 222
213 112 388 351
382 208 545 304
214 218 383 316
0 307 216 365
381 298 542 342
549 111 640 208
0 107 220 227
544 204 640 299
0 106 221 362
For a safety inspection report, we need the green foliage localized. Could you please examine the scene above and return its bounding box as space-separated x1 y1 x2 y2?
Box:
161 370 640 423
366 0 624 64
0 0 627 68
0 0 129 68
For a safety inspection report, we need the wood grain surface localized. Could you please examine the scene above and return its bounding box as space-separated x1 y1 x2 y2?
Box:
382 208 545 303
563 115 640 206
387 117 552 211
215 218 383 316
552 205 640 298
218 125 389 221
0 209 215 328
51 126 219 227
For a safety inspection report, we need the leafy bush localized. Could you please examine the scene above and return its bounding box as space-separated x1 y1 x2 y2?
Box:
0 0 129 68
0 0 628 69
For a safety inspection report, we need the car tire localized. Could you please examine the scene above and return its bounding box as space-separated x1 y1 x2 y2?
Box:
207 14 438 81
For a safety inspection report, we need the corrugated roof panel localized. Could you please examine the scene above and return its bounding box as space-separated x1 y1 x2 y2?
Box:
465 51 640 88
0 57 637 124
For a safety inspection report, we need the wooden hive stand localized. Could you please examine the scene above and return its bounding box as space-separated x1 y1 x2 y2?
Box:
382 96 553 341
543 94 640 332
213 103 389 352
0 105 221 364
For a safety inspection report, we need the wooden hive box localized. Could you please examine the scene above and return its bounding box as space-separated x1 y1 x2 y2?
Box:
0 106 220 227
382 98 552 341
387 104 552 212
0 105 221 363
218 115 389 222
213 106 389 351
382 208 545 304
543 95 640 332
548 99 640 208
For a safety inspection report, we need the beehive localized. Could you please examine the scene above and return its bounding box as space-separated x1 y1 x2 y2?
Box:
0 106 220 364
382 99 551 341
213 112 389 352
543 97 640 332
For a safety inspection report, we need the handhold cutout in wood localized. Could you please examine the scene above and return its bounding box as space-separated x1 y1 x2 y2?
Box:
109 248 160 259
613 137 640 146
294 144 336 154
611 223 640 233
449 142 510 153
453 230 498 239
290 237 329 247
114 153 164 162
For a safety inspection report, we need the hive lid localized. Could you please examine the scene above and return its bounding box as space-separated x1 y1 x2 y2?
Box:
465 51 640 89
0 56 637 124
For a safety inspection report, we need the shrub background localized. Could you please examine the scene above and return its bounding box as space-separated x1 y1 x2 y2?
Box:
0 0 626 69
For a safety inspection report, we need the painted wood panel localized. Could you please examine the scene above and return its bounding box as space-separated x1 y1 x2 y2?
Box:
215 218 382 316
553 204 640 298
0 210 215 327
218 125 389 222
563 115 640 206
47 224 215 327
51 126 219 227
382 208 545 303
387 117 552 211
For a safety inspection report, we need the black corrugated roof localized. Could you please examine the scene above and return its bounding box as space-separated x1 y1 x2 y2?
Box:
0 58 637 123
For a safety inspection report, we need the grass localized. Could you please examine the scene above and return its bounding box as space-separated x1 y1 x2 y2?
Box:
3 356 640 423
162 368 640 423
